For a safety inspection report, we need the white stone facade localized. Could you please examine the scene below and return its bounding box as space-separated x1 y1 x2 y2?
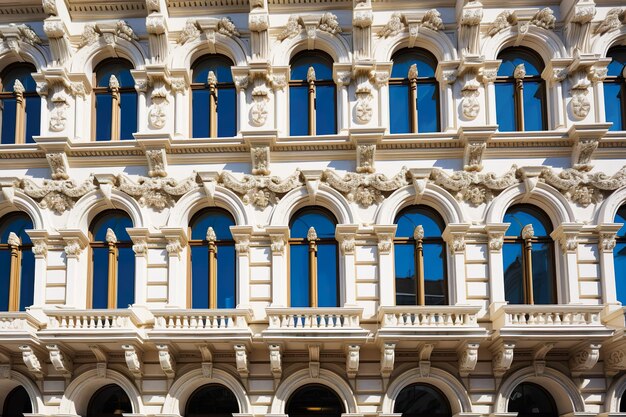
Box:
2 0 626 416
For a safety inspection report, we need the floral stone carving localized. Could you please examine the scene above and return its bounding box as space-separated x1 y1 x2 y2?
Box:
323 168 409 207
116 175 198 211
18 177 96 214
220 171 303 209
430 166 519 205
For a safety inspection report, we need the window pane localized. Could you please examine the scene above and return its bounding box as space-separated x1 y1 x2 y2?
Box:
508 383 557 416
92 211 132 242
116 247 135 308
391 50 437 78
291 55 333 80
290 209 336 239
531 242 554 304
390 84 410 134
192 55 234 84
217 87 237 137
217 244 236 308
1 98 16 144
504 205 552 237
25 96 40 143
290 244 310 307
417 82 439 133
192 89 210 138
496 82 516 132
191 246 209 309
190 210 234 241
92 247 110 309
503 243 524 304
19 250 35 311
120 92 137 140
395 206 444 238
0 249 10 311
523 81 545 131
95 94 113 141
423 243 446 305
186 385 240 417
316 85 336 135
395 243 416 305
317 243 338 307
290 86 309 136
393 383 451 416
605 83 624 131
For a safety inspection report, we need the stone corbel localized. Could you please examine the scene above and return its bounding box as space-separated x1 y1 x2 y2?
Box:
374 226 396 255
532 342 554 376
19 345 46 379
380 343 395 380
249 8 269 62
234 345 249 380
309 345 320 378
409 168 431 204
563 2 596 57
162 227 188 260
197 172 220 206
0 177 17 204
143 147 169 178
350 128 384 173
458 342 480 377
268 226 289 256
346 345 360 379
93 174 117 204
269 344 282 381
459 126 497 171
491 341 515 379
122 345 143 379
196 17 241 54
567 123 610 171
570 343 601 376
457 1 483 57
301 15 322 50
43 17 72 66
485 223 510 252
404 11 444 48
301 170 323 204
0 24 41 58
146 13 169 64
45 152 70 180
417 343 435 378
604 345 626 376
442 224 470 255
336 225 358 256
517 166 545 198
597 224 622 253
198 345 213 378
59 230 89 258
156 344 176 380
47 344 73 378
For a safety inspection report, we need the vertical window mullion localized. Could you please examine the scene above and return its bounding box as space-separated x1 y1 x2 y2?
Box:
307 67 316 136
514 68 526 131
307 227 318 308
207 227 218 309
408 64 418 133
208 71 218 139
109 75 121 141
620 79 626 130
13 81 25 144
414 226 425 306
522 225 534 305
7 233 21 312
106 229 118 309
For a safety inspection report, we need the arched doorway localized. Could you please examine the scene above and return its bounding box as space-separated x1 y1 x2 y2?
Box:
286 384 345 417
185 384 240 417
508 382 558 417
393 383 451 417
86 384 132 417
3 386 32 417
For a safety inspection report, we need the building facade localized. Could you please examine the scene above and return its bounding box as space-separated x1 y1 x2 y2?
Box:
1 0 626 415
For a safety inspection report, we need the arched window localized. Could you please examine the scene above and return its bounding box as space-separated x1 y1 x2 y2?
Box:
508 382 558 417
94 59 137 141
89 210 135 309
191 55 237 138
394 206 447 305
620 386 626 412
289 207 339 307
87 384 132 417
286 384 345 417
189 208 236 309
0 212 35 312
289 51 336 136
605 47 626 131
0 63 39 144
390 48 440 134
393 384 452 417
3 386 32 417
185 384 240 417
503 205 555 305
496 48 547 132
613 206 626 303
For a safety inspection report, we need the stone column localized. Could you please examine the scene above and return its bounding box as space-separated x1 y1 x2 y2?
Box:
374 225 397 307
128 228 149 306
336 224 359 307
161 227 188 308
231 226 253 308
443 223 471 305
267 226 289 307
485 223 510 309
551 223 584 304
26 230 48 308
597 223 622 306
59 230 89 309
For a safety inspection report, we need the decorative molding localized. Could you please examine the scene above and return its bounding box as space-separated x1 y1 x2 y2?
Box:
116 174 197 211
269 344 282 380
570 343 601 375
79 20 139 48
492 342 515 378
145 149 168 178
323 168 408 208
488 7 555 37
377 10 443 39
47 344 72 378
156 345 176 379
532 342 554 376
380 343 395 379
234 344 249 379
220 171 302 209
122 345 143 379
595 8 625 35
346 345 360 379
19 345 45 379
539 166 626 207
277 13 341 42
17 177 96 215
458 343 480 378
429 166 518 206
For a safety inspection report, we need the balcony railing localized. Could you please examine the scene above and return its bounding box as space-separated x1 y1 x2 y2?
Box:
152 309 251 330
0 312 42 333
44 309 144 331
379 306 480 328
267 307 363 330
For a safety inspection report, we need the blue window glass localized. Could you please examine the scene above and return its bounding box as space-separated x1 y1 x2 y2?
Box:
394 206 447 306
90 210 135 309
503 205 555 304
94 59 136 141
0 212 35 312
289 51 336 136
496 47 546 132
289 207 339 307
390 48 440 134
393 383 452 416
191 55 237 138
1 63 39 144
614 206 626 304
189 209 236 309
605 48 626 131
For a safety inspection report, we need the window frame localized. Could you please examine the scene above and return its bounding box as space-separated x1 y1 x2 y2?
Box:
0 63 39 144
0 212 34 312
604 47 626 131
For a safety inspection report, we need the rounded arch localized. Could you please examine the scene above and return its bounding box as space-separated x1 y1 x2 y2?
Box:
269 185 356 226
67 189 147 231
374 27 458 62
0 370 44 414
482 26 566 63
485 182 575 226
167 186 252 228
0 190 48 231
170 35 249 68
70 37 146 77
494 366 584 414
597 184 626 224
381 367 472 415
272 31 351 66
270 368 357 414
376 184 466 225
60 368 144 415
605 371 626 412
0 43 49 73
162 368 251 415
592 25 626 58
